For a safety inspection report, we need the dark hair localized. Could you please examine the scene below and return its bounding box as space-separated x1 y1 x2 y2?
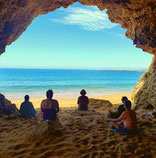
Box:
46 90 53 99
24 95 29 101
80 89 86 96
121 96 128 102
124 100 131 110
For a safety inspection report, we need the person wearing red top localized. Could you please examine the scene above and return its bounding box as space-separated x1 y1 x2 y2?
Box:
110 100 137 133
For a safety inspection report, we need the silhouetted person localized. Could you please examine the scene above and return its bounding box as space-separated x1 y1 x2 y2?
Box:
108 96 128 119
110 100 137 134
41 90 59 121
77 89 89 111
19 95 36 118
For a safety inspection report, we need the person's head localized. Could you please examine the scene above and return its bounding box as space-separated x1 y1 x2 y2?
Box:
121 96 128 103
124 100 131 110
80 89 86 96
46 89 53 99
24 95 29 101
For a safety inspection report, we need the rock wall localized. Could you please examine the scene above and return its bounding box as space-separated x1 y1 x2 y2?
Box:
89 98 113 111
0 93 18 116
132 56 156 109
0 0 156 55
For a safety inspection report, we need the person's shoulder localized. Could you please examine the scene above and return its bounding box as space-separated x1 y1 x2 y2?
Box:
122 110 127 114
52 99 58 103
25 101 32 106
121 110 128 116
78 96 82 99
130 109 136 114
125 110 135 115
20 102 25 106
21 101 25 104
80 95 88 98
85 96 89 100
29 101 34 105
41 99 47 105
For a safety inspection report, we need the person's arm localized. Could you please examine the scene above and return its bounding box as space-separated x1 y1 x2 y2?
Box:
110 112 125 123
41 101 44 113
56 100 59 113
109 105 122 114
77 97 80 105
86 97 89 105
30 103 36 116
19 103 23 113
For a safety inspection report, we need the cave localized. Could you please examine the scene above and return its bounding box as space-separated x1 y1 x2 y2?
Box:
0 0 156 108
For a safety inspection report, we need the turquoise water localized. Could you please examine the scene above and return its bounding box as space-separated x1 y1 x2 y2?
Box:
0 68 143 99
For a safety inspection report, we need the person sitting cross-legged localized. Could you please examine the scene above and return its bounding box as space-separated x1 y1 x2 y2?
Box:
110 100 137 134
41 90 59 121
19 95 36 118
77 89 89 111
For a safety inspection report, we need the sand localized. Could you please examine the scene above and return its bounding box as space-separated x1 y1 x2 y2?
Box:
12 93 131 109
0 93 156 158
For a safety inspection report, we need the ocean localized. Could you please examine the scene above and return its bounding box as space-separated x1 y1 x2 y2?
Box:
0 68 144 99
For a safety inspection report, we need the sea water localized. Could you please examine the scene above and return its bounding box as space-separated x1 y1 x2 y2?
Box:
0 68 144 99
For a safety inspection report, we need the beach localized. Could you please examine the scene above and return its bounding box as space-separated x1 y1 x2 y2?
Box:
0 93 156 158
1 69 155 158
12 93 131 109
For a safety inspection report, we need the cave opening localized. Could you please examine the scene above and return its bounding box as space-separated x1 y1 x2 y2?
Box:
0 1 155 108
0 1 156 157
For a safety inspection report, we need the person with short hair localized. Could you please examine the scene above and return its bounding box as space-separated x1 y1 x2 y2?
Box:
41 90 59 121
108 96 128 119
77 89 89 110
19 95 36 118
110 100 137 134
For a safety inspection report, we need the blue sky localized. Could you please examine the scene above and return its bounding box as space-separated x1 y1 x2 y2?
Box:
0 2 153 70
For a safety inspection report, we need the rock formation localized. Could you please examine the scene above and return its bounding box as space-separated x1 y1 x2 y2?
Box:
0 93 18 116
0 0 156 55
132 56 156 109
89 98 113 111
0 0 156 108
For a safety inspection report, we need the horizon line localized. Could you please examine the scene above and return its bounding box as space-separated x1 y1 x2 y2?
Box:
0 67 147 72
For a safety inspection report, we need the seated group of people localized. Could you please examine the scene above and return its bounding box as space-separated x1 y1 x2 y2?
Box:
19 89 88 121
19 89 137 134
109 97 137 134
19 90 59 122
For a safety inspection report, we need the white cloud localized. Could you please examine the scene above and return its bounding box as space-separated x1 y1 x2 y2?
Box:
50 6 117 31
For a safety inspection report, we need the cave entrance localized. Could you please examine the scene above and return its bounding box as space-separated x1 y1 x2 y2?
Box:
0 2 153 103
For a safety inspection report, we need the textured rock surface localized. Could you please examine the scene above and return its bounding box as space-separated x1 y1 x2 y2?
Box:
0 0 156 55
132 57 156 109
0 93 18 116
89 98 113 111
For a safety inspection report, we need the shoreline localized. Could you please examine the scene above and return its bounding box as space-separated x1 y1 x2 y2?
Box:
11 93 131 109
